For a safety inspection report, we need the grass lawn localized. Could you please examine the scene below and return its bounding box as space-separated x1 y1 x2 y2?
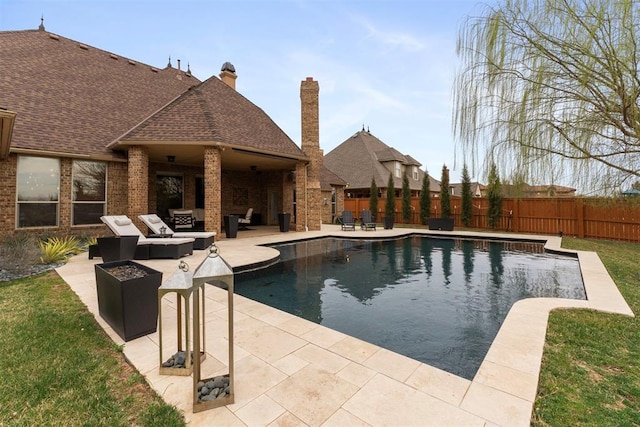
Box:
0 271 185 426
532 238 640 425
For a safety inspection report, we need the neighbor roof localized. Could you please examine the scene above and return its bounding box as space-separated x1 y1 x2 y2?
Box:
324 129 437 191
1 29 199 159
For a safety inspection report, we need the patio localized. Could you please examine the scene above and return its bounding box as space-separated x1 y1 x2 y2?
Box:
55 225 633 426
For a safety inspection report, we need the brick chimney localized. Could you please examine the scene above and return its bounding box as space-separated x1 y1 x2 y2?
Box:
297 77 322 231
220 62 237 90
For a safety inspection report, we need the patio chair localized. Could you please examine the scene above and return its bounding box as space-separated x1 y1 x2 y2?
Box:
139 214 216 250
341 210 356 231
238 207 253 230
101 215 194 259
360 209 376 231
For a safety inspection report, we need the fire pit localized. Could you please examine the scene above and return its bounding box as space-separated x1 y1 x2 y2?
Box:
95 260 162 341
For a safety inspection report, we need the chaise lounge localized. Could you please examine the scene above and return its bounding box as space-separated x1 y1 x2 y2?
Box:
101 215 194 259
139 214 215 250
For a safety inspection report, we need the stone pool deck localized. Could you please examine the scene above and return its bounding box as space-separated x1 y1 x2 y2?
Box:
56 225 634 426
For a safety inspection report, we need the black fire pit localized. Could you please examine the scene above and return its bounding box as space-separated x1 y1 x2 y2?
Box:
95 260 162 341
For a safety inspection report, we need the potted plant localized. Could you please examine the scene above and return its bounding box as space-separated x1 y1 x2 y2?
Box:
95 260 163 341
383 173 395 229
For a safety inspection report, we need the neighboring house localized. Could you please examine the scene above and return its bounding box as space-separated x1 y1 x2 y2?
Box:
0 24 324 238
324 128 439 201
449 182 485 198
502 183 577 198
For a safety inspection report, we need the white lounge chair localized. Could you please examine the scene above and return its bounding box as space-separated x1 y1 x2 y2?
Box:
139 214 215 250
238 207 253 229
101 215 194 259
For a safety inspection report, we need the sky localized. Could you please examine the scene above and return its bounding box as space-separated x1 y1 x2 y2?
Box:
1 0 490 183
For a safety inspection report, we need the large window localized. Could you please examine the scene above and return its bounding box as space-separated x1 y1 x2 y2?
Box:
17 156 60 228
156 174 183 218
73 160 107 225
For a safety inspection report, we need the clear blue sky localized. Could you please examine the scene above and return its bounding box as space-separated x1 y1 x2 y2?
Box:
1 0 488 183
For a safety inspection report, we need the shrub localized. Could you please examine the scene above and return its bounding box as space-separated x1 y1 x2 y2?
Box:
40 236 83 264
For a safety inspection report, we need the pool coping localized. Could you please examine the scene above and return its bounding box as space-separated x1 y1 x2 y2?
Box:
56 225 634 426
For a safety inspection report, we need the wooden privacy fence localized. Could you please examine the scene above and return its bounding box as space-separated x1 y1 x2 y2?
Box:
343 197 640 243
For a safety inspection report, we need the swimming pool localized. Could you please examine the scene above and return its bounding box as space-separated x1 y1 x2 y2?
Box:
235 236 585 379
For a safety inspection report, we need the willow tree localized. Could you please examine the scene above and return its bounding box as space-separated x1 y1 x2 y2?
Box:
454 0 640 195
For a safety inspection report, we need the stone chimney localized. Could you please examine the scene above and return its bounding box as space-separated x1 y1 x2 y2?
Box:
297 77 323 231
220 62 237 90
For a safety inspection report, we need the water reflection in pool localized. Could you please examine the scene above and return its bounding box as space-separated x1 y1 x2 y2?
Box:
235 236 585 379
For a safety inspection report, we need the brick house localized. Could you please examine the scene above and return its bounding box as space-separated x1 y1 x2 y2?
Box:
0 25 327 239
324 128 439 201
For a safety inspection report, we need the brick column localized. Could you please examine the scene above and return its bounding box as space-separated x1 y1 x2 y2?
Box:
127 146 149 232
300 77 322 231
204 146 222 236
295 161 307 231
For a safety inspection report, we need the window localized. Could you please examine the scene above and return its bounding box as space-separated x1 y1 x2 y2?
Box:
17 156 60 228
156 174 183 218
395 162 401 178
72 160 107 225
413 166 418 180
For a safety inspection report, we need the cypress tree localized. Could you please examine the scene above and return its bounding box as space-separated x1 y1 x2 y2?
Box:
487 163 503 228
385 173 395 220
402 173 412 223
440 165 451 218
461 164 473 227
419 171 431 225
369 177 378 222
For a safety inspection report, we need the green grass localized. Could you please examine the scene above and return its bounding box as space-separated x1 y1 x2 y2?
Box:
532 238 640 426
0 272 185 426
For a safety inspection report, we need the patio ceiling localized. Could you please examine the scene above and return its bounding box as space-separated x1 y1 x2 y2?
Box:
145 144 302 171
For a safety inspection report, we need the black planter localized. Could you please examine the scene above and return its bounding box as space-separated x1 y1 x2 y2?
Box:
224 215 238 238
428 218 454 231
95 260 162 341
278 213 291 232
97 236 139 262
382 216 394 230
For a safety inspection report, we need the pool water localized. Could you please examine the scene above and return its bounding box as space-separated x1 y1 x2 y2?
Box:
235 236 585 380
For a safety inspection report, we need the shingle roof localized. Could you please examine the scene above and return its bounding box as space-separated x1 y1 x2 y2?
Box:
1 29 199 158
115 75 305 158
320 165 347 191
324 130 437 191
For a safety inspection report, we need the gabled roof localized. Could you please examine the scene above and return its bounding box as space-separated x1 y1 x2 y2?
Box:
324 129 435 191
1 29 199 158
114 75 305 158
320 166 347 191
